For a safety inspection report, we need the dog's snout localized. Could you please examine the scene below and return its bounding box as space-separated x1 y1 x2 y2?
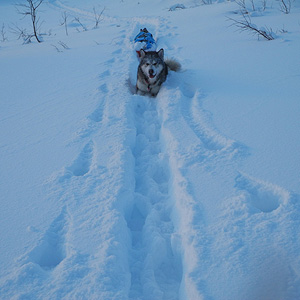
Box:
149 69 154 75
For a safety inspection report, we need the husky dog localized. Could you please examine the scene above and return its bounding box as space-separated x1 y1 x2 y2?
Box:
136 48 181 97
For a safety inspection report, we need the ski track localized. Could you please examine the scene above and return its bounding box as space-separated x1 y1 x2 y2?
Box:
178 88 249 162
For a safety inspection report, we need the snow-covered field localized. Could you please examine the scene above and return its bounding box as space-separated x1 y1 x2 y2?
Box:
1 0 300 299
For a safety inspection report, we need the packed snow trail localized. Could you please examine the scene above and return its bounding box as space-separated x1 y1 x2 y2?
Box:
126 96 182 299
125 20 184 300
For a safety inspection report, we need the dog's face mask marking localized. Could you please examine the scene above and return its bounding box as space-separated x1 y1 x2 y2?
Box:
140 49 164 82
136 48 168 96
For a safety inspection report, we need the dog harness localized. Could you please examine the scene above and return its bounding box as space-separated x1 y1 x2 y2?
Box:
139 69 160 93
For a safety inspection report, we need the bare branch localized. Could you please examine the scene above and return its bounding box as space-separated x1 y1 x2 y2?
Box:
73 17 88 31
279 0 291 14
60 11 68 36
278 25 288 33
261 0 267 11
228 13 275 40
51 44 62 52
250 0 256 11
1 23 8 42
35 0 43 10
93 6 105 29
58 40 69 49
10 24 34 44
15 0 44 43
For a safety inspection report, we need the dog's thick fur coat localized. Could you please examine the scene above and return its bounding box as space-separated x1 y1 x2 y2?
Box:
136 49 181 97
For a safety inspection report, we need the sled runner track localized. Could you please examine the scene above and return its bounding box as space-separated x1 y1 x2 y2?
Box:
179 90 248 159
156 87 219 300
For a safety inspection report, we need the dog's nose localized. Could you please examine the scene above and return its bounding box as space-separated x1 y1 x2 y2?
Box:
149 69 154 75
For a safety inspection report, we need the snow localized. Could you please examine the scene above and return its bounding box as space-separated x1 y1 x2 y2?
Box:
1 0 300 299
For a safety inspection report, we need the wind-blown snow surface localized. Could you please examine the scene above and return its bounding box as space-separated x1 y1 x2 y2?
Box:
1 0 300 299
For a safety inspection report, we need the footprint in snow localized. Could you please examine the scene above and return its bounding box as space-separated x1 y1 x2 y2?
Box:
67 141 95 177
99 69 110 79
27 208 69 270
98 83 108 93
112 49 122 55
235 173 289 213
89 99 105 123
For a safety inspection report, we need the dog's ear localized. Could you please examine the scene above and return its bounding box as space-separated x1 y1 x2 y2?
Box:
158 48 164 59
140 49 146 59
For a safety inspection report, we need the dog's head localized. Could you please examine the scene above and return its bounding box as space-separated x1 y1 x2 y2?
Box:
139 49 165 81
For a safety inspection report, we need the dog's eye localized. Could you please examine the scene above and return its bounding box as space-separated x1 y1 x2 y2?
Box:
153 63 157 66
146 63 150 66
